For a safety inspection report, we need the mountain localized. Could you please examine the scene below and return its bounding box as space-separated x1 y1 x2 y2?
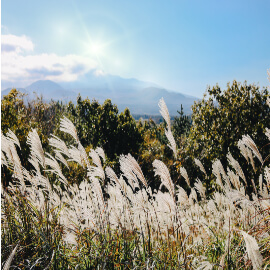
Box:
60 71 157 92
1 74 199 115
1 88 26 97
25 80 77 101
1 80 77 102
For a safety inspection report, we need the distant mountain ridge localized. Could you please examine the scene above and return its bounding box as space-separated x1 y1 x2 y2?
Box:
1 73 199 115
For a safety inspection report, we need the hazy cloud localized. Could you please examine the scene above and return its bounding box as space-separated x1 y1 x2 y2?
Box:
70 64 87 74
26 67 63 77
2 44 18 53
94 69 105 76
1 34 98 87
2 34 34 53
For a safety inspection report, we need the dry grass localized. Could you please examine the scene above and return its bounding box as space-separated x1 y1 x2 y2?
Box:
1 99 270 269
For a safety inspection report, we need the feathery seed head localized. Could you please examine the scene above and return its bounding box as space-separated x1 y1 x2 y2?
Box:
180 166 190 187
227 152 247 185
194 158 207 175
239 135 263 164
241 231 263 270
27 129 45 168
153 159 175 198
158 97 171 130
60 116 79 142
158 98 177 158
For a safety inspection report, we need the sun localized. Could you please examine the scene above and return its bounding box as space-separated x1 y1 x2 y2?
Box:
88 41 106 57
90 42 102 55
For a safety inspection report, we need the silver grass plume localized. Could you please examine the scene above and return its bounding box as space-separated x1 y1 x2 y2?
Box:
105 167 121 187
238 135 263 164
88 148 105 181
194 158 207 175
34 174 52 194
2 133 23 179
78 142 91 169
238 141 256 171
22 167 34 186
194 178 206 199
165 129 177 158
120 156 138 190
227 189 250 206
153 159 175 198
158 97 171 130
6 129 21 149
120 154 147 189
1 133 10 167
89 148 105 168
212 160 230 189
189 187 198 203
95 147 106 161
227 152 247 185
118 175 132 199
120 153 147 188
55 150 69 168
67 145 84 165
158 98 177 158
90 176 105 210
27 129 45 168
156 191 176 214
49 135 70 157
60 116 79 142
227 169 241 191
180 166 190 187
45 153 68 186
106 167 131 198
207 199 217 215
176 185 189 205
241 231 263 270
3 243 20 270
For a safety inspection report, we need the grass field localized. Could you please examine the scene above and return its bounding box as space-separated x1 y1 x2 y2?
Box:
1 100 270 269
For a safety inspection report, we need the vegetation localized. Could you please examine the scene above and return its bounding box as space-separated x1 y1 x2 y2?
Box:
1 76 270 269
67 95 142 160
189 80 269 166
177 81 270 191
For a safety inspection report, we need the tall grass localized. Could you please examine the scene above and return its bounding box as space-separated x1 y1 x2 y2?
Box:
1 99 270 269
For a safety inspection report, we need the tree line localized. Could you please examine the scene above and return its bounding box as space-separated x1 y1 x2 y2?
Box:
1 80 269 195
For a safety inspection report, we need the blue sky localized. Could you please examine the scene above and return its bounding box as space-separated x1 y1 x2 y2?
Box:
1 0 270 97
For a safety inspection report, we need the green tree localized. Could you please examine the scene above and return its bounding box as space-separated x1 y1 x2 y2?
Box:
172 104 191 147
116 108 142 157
66 96 143 161
184 81 269 191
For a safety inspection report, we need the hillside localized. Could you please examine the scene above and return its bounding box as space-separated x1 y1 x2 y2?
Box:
2 75 199 115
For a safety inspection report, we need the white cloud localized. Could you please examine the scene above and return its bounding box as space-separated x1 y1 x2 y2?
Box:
2 34 34 53
1 34 98 87
94 69 105 76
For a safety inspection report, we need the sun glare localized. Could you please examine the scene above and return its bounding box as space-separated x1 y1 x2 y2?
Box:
90 42 103 56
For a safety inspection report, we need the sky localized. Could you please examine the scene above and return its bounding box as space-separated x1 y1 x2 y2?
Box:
1 0 270 97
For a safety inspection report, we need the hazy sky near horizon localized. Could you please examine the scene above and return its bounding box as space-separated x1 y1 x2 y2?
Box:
2 0 270 97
